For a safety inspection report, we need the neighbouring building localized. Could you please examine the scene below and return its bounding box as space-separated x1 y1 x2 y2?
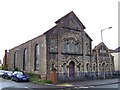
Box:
92 42 114 78
111 47 120 71
0 59 2 66
6 11 114 83
3 50 9 68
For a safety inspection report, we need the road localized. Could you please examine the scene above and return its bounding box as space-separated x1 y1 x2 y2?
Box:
1 77 120 90
0 78 66 90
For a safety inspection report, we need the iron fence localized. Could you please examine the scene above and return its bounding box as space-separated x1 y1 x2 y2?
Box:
57 71 115 83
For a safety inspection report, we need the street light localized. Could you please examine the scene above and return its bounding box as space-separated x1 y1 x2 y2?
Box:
101 27 112 42
100 27 112 79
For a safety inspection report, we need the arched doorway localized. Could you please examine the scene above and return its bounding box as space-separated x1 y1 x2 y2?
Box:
69 61 75 78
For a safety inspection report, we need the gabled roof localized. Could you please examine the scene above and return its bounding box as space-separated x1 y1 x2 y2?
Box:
93 42 109 51
55 11 86 29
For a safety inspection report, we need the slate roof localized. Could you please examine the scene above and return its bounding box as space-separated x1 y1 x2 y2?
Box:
55 11 86 29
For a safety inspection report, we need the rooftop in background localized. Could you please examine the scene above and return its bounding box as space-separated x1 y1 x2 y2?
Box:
113 47 120 52
0 59 2 65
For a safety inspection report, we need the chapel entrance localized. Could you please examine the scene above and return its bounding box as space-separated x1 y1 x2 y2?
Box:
69 61 75 78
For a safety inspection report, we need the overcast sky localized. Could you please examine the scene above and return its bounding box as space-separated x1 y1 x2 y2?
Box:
0 0 119 61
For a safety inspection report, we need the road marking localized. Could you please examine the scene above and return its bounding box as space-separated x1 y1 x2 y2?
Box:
24 86 33 90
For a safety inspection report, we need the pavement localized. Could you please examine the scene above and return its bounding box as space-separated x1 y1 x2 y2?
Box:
56 78 120 87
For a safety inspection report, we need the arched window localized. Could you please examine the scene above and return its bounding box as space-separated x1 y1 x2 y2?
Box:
75 41 81 54
34 44 40 71
86 63 89 71
77 63 82 72
85 43 90 55
62 39 68 53
50 38 57 52
14 51 17 69
93 63 96 71
102 62 106 71
62 38 81 54
62 63 67 73
106 64 109 71
23 48 27 70
99 64 102 71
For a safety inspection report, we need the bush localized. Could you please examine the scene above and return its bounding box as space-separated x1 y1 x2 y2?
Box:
0 65 8 70
14 67 20 71
27 73 40 81
27 73 52 84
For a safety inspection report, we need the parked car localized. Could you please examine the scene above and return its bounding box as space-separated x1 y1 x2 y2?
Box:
0 70 6 77
2 71 13 79
11 71 29 82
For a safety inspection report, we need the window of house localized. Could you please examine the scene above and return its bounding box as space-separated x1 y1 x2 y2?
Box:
106 64 109 71
62 38 81 54
62 39 68 53
85 42 90 55
62 63 67 73
34 44 40 71
50 38 57 52
71 41 75 53
77 63 81 72
93 63 96 71
23 48 27 70
67 41 70 53
75 41 81 54
14 51 17 69
86 63 90 71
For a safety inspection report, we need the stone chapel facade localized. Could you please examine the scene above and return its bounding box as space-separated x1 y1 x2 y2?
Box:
7 11 114 82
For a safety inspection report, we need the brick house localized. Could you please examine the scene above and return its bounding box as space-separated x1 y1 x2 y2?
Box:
92 42 114 78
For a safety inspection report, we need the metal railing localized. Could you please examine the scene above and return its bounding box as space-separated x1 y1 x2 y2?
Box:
57 71 116 83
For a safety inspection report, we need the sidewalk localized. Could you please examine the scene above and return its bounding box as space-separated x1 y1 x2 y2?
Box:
56 78 120 87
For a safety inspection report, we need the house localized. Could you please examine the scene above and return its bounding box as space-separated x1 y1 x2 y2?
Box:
92 42 114 78
3 50 9 68
111 47 120 71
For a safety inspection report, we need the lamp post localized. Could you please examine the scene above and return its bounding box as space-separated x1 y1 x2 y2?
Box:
100 27 112 79
101 27 112 42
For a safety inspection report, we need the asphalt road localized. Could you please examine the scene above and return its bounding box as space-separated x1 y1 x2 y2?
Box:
0 78 67 90
1 77 120 90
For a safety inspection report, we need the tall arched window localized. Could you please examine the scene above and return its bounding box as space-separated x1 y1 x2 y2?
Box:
86 63 89 71
85 42 90 55
62 38 81 54
106 64 109 71
50 38 57 52
14 52 17 69
93 63 96 71
62 63 67 73
75 41 81 54
34 44 40 71
23 48 28 70
77 63 82 72
62 39 67 53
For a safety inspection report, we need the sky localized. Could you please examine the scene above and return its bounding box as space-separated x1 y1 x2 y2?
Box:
0 0 119 62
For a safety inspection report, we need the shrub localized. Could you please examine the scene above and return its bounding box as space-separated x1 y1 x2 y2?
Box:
27 73 52 84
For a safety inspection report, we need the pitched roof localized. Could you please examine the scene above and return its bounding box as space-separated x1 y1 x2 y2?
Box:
55 11 86 29
0 59 2 64
93 42 109 51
